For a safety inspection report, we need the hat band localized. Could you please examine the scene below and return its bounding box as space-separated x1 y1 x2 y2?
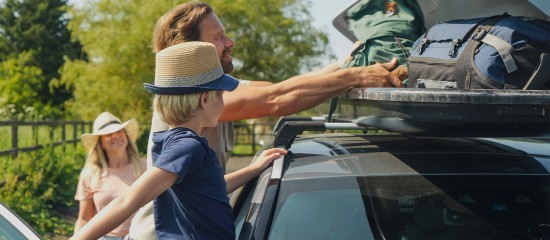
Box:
154 65 223 87
98 120 122 130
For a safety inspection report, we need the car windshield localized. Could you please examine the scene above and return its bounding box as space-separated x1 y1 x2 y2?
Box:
268 175 550 240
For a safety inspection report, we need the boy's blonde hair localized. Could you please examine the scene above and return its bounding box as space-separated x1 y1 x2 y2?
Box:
154 90 219 125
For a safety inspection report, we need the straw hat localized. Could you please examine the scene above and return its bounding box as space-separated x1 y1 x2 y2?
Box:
81 112 139 151
144 41 239 94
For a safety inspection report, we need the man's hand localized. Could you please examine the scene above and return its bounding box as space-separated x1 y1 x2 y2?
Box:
349 58 404 88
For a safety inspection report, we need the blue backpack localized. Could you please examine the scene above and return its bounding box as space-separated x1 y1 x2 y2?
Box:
408 14 550 90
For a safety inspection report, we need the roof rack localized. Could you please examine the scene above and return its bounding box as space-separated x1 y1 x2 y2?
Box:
272 116 326 135
337 88 550 137
270 117 365 180
272 116 366 149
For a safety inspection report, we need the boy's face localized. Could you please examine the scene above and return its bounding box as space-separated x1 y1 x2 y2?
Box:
202 90 225 127
199 13 235 74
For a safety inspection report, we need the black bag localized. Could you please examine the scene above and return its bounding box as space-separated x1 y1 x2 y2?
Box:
408 14 550 90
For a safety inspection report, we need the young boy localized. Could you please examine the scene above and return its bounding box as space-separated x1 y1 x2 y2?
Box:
71 41 287 239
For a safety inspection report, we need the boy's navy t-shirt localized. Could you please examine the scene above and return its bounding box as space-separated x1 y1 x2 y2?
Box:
151 127 235 240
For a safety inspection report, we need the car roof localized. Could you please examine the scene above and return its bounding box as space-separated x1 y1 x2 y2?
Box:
282 133 550 180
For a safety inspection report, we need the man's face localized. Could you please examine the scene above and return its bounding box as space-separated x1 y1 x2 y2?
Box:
199 13 235 73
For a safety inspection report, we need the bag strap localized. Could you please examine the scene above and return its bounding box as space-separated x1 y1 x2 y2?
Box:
328 43 367 122
327 96 338 122
523 53 550 90
454 14 510 89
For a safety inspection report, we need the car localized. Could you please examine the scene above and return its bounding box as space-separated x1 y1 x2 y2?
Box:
229 1 550 239
229 88 550 240
0 202 41 240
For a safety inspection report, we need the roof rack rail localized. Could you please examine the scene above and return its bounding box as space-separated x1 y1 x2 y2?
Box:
272 116 326 134
273 119 366 149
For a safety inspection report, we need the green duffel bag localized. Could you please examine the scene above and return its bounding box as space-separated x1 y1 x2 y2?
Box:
343 0 424 71
329 0 425 121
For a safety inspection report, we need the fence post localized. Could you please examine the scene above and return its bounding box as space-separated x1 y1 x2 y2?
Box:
62 121 66 153
252 122 256 153
33 124 38 146
73 122 78 147
49 122 54 144
11 120 18 158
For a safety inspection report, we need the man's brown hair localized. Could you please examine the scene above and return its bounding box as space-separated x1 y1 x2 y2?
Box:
152 1 213 53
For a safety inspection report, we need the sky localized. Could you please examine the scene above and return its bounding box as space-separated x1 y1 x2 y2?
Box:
309 0 356 61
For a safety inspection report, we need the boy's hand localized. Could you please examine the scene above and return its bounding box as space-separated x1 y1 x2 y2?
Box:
251 148 288 174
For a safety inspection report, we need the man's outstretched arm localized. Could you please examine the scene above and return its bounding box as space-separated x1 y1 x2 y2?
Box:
219 59 401 122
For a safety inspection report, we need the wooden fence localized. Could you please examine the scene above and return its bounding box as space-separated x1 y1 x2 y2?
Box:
0 119 275 157
0 120 93 158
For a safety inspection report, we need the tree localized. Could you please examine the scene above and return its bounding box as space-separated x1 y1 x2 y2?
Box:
0 0 85 118
61 0 330 124
212 0 332 80
0 52 44 119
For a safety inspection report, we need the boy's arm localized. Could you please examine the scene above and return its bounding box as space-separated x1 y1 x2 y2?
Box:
71 168 178 240
224 148 287 193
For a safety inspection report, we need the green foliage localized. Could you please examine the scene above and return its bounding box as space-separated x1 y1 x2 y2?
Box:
0 145 85 236
0 52 47 120
212 0 332 80
60 0 173 124
61 0 329 125
0 0 85 118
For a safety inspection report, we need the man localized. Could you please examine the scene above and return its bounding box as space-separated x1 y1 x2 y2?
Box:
151 1 402 170
130 1 402 239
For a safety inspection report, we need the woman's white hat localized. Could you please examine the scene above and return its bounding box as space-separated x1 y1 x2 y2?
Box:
81 112 139 151
144 41 239 94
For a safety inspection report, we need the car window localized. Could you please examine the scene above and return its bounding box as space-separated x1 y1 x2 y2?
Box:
269 177 376 240
359 175 550 240
0 215 30 240
267 174 550 240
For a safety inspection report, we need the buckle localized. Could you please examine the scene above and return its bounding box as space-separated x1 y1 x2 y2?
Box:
472 29 487 41
350 42 365 56
418 38 430 55
448 39 462 58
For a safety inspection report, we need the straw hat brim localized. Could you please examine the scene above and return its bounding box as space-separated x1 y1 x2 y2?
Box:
81 118 139 151
144 74 239 95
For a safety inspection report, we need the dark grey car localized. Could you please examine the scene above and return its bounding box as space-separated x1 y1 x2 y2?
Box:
229 1 550 239
230 130 550 240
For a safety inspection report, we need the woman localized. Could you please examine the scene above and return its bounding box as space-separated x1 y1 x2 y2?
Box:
74 112 146 240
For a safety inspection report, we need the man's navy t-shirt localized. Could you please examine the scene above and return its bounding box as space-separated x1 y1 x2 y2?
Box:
151 127 235 239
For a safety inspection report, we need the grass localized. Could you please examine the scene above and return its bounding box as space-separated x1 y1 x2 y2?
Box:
232 144 257 156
